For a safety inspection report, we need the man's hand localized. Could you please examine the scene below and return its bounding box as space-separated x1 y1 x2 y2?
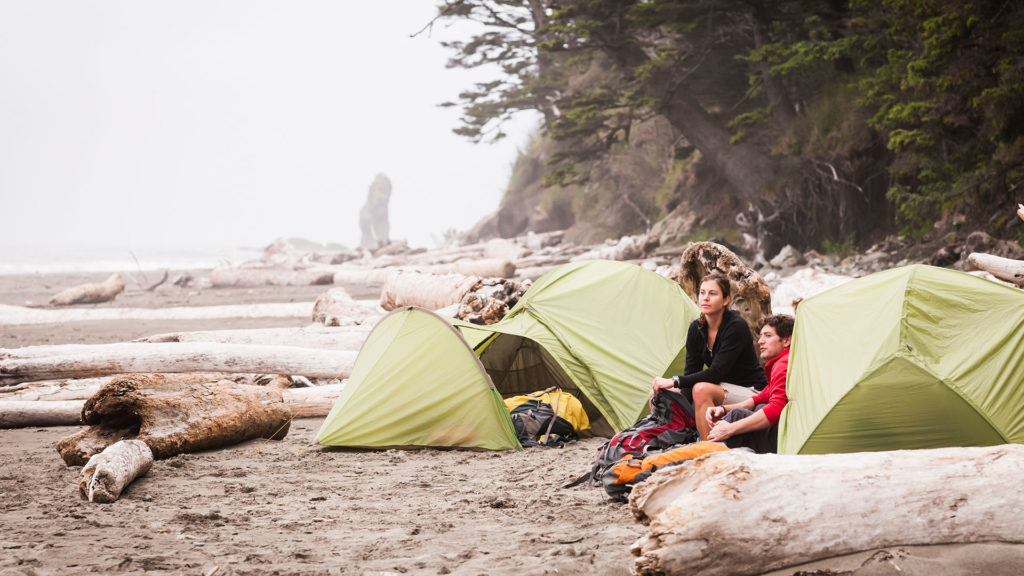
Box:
1018 203 1024 222
706 405 726 429
706 420 735 442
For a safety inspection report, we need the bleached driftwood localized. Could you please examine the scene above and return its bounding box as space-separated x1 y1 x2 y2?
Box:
0 302 311 326
0 400 84 427
629 445 1024 576
967 252 1024 288
209 267 335 287
380 271 481 311
332 268 401 288
49 273 125 307
312 287 383 326
679 242 772 337
1 379 344 428
79 440 153 503
0 342 356 385
57 374 292 466
135 325 372 350
281 382 344 418
416 259 516 278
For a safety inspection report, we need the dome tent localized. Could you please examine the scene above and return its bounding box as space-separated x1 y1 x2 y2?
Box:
316 260 700 450
779 265 1024 454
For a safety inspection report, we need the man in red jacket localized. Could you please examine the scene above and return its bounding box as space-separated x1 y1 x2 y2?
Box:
704 314 794 453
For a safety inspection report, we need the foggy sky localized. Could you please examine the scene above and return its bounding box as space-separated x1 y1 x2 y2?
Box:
0 1 536 252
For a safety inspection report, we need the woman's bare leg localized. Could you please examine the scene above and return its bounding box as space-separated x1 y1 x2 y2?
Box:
692 382 726 439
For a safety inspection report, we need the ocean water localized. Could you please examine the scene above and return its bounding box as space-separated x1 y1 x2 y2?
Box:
0 244 264 275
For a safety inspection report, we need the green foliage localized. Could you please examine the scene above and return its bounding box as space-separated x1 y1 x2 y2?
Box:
820 236 856 257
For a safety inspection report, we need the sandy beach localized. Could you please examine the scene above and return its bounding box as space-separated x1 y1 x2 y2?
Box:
4 266 1024 576
0 269 643 576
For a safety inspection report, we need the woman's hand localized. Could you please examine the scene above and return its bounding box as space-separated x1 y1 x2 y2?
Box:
706 405 726 429
649 377 675 400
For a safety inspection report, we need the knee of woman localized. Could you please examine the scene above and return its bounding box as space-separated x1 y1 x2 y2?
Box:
692 382 719 402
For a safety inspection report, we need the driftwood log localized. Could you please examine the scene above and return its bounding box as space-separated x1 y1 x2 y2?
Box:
311 287 382 326
1 378 343 428
379 271 481 311
0 400 84 427
967 252 1024 288
679 242 772 337
0 302 311 326
209 267 335 287
0 342 357 385
56 374 292 466
629 445 1024 576
49 273 125 307
79 440 154 503
135 325 372 350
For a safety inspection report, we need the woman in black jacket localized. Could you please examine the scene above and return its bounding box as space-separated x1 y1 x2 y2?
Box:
650 272 766 440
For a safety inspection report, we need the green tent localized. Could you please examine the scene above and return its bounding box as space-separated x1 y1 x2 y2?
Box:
316 259 700 450
779 264 1024 454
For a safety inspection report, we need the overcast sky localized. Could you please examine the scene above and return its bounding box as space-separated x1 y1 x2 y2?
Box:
0 2 536 253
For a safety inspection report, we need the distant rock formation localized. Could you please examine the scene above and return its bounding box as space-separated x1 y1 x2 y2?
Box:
359 174 392 250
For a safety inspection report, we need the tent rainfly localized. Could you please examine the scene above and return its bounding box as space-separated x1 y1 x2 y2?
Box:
316 259 700 450
779 264 1024 454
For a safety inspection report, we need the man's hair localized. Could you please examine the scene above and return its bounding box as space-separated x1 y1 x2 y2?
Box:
759 314 795 339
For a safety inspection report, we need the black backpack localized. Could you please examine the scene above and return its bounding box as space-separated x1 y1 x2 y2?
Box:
583 389 698 499
509 398 577 448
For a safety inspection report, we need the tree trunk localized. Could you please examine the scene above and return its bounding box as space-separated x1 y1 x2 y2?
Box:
57 374 292 466
79 439 153 503
49 273 126 306
0 342 356 386
967 252 1024 287
629 445 1024 576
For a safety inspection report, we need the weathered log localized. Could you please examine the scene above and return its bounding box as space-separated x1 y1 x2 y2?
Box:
209 267 335 287
49 273 125 307
629 445 1024 576
679 242 772 337
379 271 481 311
281 382 344 418
415 259 515 278
57 374 292 466
0 342 357 385
967 252 1024 288
135 325 371 350
79 439 153 503
312 287 383 326
332 268 400 288
0 302 311 326
0 372 253 401
0 400 84 427
2 378 344 428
